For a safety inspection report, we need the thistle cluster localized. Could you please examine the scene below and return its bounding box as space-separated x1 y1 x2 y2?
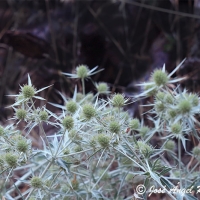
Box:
1 61 200 200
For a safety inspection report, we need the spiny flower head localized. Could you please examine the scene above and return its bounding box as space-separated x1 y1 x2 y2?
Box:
16 139 29 153
96 82 109 94
30 176 43 189
76 65 89 79
21 85 35 99
129 118 140 130
0 126 5 136
139 126 149 137
152 69 168 86
178 99 192 114
39 110 48 121
144 84 157 96
82 104 96 120
171 123 182 134
16 109 27 120
62 116 74 130
137 141 153 155
66 100 77 114
97 134 110 148
109 121 120 134
111 94 125 108
192 146 200 159
164 140 175 151
5 153 18 167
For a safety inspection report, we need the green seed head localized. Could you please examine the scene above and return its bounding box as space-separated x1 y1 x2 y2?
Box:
22 85 35 99
76 93 84 102
192 146 200 159
39 111 48 121
97 134 110 148
96 82 109 94
85 93 94 102
74 146 82 152
16 109 27 120
156 92 165 100
189 94 199 106
165 94 174 104
30 176 43 189
167 109 177 118
164 140 175 151
137 141 153 154
171 123 182 134
62 116 74 130
90 137 97 148
144 84 157 96
66 100 77 113
5 153 17 167
139 126 149 137
76 65 89 79
178 99 192 114
17 139 28 153
155 101 165 112
82 104 96 120
129 118 140 130
109 121 120 134
68 129 81 140
112 94 125 107
192 146 200 158
152 69 168 86
0 126 5 136
63 148 70 155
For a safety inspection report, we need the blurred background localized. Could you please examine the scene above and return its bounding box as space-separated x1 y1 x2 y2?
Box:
0 0 199 122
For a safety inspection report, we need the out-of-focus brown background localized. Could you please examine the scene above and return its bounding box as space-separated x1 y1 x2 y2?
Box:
0 0 199 121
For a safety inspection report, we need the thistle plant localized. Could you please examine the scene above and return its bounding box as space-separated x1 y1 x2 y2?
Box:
0 61 200 200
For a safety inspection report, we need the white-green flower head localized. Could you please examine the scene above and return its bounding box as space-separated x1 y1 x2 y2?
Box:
30 176 43 189
155 91 165 101
164 140 175 151
39 110 49 121
17 139 29 153
76 65 89 79
170 123 182 134
129 118 140 130
66 100 77 114
109 121 121 134
16 109 27 120
139 126 149 137
178 99 192 114
62 116 74 130
10 74 52 105
22 85 36 99
152 69 169 86
5 153 18 168
137 141 153 154
111 94 128 108
155 101 165 112
144 84 157 96
96 82 109 94
0 126 5 136
97 134 110 148
136 59 186 98
82 104 96 120
62 65 104 79
192 146 200 159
